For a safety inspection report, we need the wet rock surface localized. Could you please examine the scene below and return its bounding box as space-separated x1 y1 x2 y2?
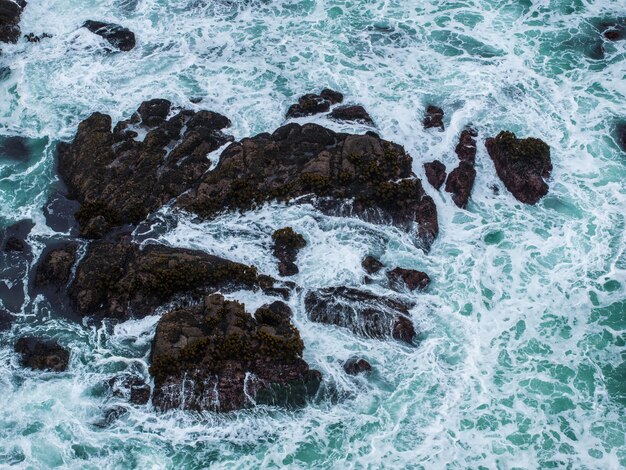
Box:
150 293 321 411
304 286 416 343
57 101 233 237
362 255 383 275
82 20 136 51
424 160 447 190
108 375 151 405
485 131 552 204
423 105 444 130
387 267 430 291
0 309 14 331
286 89 343 118
178 122 438 248
455 128 478 164
14 336 70 372
0 0 26 43
445 162 476 209
272 227 306 276
0 220 34 313
343 357 372 375
329 105 374 125
35 243 79 288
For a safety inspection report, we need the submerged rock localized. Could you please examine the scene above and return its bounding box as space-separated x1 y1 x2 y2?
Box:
0 0 26 44
329 105 374 125
62 237 281 321
343 357 372 375
423 105 444 131
386 267 430 291
362 255 383 275
57 102 233 237
485 131 552 205
24 32 52 43
286 89 343 119
304 286 416 343
445 162 476 209
423 160 447 190
178 123 438 248
0 136 30 161
14 336 70 372
1 219 33 253
82 20 136 51
108 375 151 405
600 19 625 41
0 309 13 331
272 227 306 276
150 293 321 411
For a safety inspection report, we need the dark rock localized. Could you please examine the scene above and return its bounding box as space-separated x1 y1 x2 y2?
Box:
0 220 33 312
272 227 306 277
0 309 13 331
0 0 25 44
177 123 438 248
0 136 29 161
600 19 625 41
329 105 374 125
286 89 343 119
343 357 372 375
100 406 128 426
386 267 430 291
485 131 552 205
455 128 478 164
14 336 70 372
4 236 23 252
615 122 626 153
445 161 476 209
108 375 150 405
35 243 78 288
57 103 234 237
423 105 444 131
150 293 321 411
64 238 282 321
24 32 51 42
304 286 416 343
43 187 80 234
362 255 383 274
319 88 344 104
1 219 33 253
423 160 447 190
82 20 136 51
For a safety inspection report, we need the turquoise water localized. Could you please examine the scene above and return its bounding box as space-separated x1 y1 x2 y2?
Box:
1 0 625 468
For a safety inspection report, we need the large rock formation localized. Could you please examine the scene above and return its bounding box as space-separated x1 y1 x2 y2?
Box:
304 286 416 343
150 293 321 411
0 0 26 43
82 20 136 51
485 131 552 204
15 337 70 372
57 100 233 237
178 123 438 248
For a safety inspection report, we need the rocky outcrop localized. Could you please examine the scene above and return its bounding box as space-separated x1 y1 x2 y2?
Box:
271 227 306 276
386 267 430 291
60 237 282 321
362 255 383 275
343 357 372 375
178 123 438 248
0 0 26 43
304 287 416 343
485 131 552 205
150 293 321 411
423 105 444 130
423 160 446 190
108 375 151 405
14 337 70 372
455 129 478 164
82 20 136 51
57 100 233 237
286 89 343 119
35 243 78 288
329 105 374 125
445 162 476 209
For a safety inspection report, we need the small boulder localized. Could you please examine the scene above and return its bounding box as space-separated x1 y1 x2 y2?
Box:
485 131 552 205
343 357 372 375
387 267 430 291
329 105 374 125
271 227 306 277
319 88 344 104
362 255 383 275
423 105 444 131
14 337 70 372
445 161 476 209
138 99 171 127
455 128 478 164
286 89 343 119
82 20 136 51
423 160 447 190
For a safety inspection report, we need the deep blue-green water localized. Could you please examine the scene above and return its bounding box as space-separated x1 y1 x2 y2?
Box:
1 0 625 468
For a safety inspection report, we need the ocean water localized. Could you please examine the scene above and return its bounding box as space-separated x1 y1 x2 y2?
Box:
0 0 625 468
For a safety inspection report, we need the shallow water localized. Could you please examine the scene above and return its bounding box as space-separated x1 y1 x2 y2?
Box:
1 0 625 468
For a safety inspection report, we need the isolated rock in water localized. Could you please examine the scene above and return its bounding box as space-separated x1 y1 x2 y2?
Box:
24 32 52 42
108 375 151 405
485 131 552 205
445 162 476 209
600 19 625 41
150 293 321 411
178 123 439 248
455 128 478 164
286 88 343 119
386 267 430 291
423 160 447 190
14 337 70 372
615 122 626 153
0 0 26 43
343 357 372 375
329 105 374 125
304 286 416 343
423 105 444 130
272 227 306 276
362 255 383 275
35 243 78 288
62 237 281 321
83 20 136 51
57 102 233 237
